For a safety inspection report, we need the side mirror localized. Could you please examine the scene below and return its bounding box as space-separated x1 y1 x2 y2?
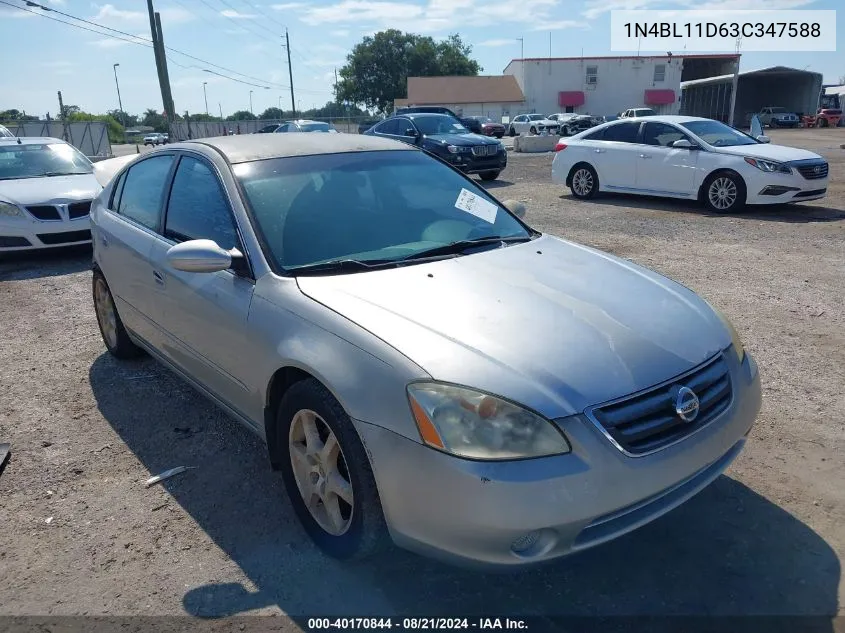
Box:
756 135 771 144
503 199 526 219
166 239 238 273
404 128 418 138
671 139 698 149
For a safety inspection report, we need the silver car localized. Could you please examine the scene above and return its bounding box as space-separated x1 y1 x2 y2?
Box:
89 134 761 568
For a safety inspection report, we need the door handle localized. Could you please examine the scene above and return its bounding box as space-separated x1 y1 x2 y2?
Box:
640 154 652 159
153 270 164 285
100 233 109 248
594 148 605 153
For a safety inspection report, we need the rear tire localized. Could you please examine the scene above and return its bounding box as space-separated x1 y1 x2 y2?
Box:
508 126 516 137
92 271 143 359
702 170 746 213
276 379 389 560
569 164 599 200
480 171 500 181
529 126 537 135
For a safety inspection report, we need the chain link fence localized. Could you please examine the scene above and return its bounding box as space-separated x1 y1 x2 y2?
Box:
0 120 113 160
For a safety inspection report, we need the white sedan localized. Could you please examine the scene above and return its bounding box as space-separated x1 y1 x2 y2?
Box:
507 114 559 137
551 115 829 212
0 137 101 251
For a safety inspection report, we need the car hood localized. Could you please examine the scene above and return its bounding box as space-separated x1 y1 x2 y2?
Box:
424 133 500 146
0 173 101 206
711 143 823 162
296 235 729 418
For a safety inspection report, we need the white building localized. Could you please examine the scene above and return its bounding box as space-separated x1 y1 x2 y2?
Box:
394 75 525 121
503 54 738 118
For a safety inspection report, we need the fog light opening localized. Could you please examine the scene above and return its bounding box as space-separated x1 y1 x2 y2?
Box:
510 528 558 559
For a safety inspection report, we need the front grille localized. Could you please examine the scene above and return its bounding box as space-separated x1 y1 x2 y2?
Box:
68 200 91 219
37 229 91 245
589 354 732 455
26 205 61 221
0 236 32 247
471 145 498 157
791 160 829 180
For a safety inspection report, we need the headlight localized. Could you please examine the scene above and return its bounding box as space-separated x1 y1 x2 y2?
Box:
708 303 746 364
0 202 24 217
446 145 470 154
407 382 571 460
744 157 791 174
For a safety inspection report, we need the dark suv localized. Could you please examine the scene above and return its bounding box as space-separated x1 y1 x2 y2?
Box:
392 106 482 134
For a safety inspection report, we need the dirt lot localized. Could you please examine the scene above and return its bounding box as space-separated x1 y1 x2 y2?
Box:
1 128 844 621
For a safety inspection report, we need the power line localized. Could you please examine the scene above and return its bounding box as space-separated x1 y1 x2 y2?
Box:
235 0 287 31
217 0 279 38
195 0 278 44
14 0 288 89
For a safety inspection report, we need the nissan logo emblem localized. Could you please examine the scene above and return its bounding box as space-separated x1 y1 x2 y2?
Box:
672 385 700 423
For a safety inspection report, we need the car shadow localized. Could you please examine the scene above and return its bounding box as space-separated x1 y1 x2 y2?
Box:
0 245 92 281
478 179 515 189
88 353 840 625
566 193 845 223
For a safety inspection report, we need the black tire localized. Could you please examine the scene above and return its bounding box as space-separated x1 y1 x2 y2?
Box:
562 125 570 136
508 125 516 137
701 170 746 213
92 271 143 359
480 171 500 181
529 126 537 135
770 120 779 128
568 164 599 200
276 378 389 560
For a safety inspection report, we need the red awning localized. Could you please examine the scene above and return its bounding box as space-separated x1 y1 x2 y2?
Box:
644 89 676 106
558 91 585 107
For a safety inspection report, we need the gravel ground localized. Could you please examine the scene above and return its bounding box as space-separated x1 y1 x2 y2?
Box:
1 128 843 621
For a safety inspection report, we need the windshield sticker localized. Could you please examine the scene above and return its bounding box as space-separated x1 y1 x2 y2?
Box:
455 188 498 223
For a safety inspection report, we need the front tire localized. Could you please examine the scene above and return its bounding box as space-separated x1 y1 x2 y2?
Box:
702 171 746 213
508 126 516 137
277 379 388 560
480 170 500 181
529 126 537 135
569 164 599 199
92 271 142 359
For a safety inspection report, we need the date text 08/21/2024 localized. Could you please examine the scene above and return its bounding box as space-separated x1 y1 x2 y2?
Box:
623 21 821 38
306 618 529 630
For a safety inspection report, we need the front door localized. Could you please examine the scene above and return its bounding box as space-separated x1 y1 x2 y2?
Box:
146 154 257 420
589 121 642 189
636 121 699 196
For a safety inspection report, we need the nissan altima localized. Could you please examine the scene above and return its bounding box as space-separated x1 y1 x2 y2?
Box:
89 134 761 568
552 115 829 212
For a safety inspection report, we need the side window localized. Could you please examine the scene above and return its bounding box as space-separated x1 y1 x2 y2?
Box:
164 156 237 250
642 122 686 147
275 124 289 133
398 119 416 136
654 64 666 82
117 155 175 230
375 119 399 135
583 127 606 140
602 122 641 143
109 171 126 210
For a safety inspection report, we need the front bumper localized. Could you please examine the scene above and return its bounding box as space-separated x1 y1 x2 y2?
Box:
447 151 508 174
746 174 829 205
0 216 92 252
357 352 761 569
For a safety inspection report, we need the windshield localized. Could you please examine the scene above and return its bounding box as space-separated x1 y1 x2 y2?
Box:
528 114 545 121
301 122 333 132
0 142 93 180
414 115 467 135
234 150 531 272
637 109 656 116
680 120 759 147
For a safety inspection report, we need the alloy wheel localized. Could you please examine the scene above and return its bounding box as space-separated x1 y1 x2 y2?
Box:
289 409 354 536
572 168 594 197
94 278 118 349
708 177 738 211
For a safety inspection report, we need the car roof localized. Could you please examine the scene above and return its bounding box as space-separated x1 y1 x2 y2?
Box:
610 115 710 124
172 133 415 163
0 136 68 146
403 113 454 119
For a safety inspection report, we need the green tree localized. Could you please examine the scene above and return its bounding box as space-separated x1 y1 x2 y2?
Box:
65 111 124 143
227 110 256 121
141 108 168 132
108 109 138 127
336 30 481 114
1 108 40 121
259 107 285 120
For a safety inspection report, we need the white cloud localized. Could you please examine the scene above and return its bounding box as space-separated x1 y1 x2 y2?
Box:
478 38 518 47
91 4 192 25
46 0 66 5
531 20 589 30
221 9 259 18
271 2 306 9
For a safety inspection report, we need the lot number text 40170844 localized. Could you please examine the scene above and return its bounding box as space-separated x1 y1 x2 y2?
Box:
306 618 529 630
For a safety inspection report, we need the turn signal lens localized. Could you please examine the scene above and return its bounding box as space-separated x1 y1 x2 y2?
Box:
554 142 567 152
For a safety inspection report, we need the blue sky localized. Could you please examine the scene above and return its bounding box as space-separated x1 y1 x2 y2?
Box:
0 0 841 118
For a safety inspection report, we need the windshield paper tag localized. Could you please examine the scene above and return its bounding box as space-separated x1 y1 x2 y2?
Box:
455 188 498 224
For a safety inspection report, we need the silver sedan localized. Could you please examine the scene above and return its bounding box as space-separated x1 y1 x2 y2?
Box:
89 134 761 568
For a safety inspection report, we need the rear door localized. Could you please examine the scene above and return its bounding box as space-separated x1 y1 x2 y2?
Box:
636 121 699 196
146 153 257 418
586 121 641 189
95 153 176 345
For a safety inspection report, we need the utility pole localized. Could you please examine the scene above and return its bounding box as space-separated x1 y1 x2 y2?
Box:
285 28 296 119
57 90 68 141
249 90 254 116
219 102 223 119
113 63 126 143
155 12 176 135
728 38 741 127
203 82 209 116
147 0 175 137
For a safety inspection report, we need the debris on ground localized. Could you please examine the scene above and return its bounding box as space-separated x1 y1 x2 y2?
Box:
144 466 194 488
0 443 9 476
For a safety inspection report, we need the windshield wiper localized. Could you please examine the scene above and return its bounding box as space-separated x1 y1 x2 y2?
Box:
400 235 533 261
42 171 88 177
287 258 396 276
